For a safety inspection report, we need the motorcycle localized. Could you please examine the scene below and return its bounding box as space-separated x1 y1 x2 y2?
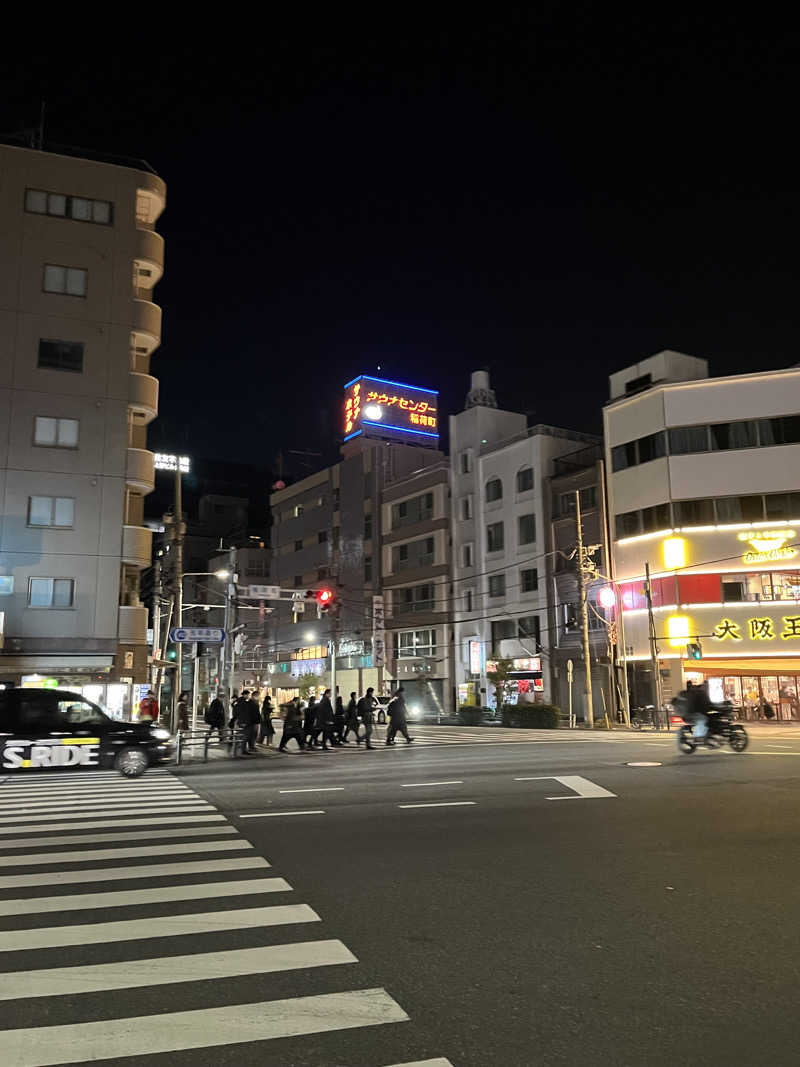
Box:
676 707 748 754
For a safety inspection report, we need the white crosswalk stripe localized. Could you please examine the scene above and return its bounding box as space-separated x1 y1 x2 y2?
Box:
0 769 448 1065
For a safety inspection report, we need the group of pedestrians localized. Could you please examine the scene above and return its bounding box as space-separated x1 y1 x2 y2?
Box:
204 688 275 755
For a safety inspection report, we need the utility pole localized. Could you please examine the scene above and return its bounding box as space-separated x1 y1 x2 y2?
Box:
329 602 338 711
220 545 238 707
151 556 162 689
575 490 594 728
644 560 665 728
173 465 185 733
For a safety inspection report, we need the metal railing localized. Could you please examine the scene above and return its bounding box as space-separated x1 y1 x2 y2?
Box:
175 727 252 764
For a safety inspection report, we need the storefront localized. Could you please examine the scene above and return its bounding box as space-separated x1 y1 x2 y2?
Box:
683 659 800 721
485 657 544 709
16 673 150 721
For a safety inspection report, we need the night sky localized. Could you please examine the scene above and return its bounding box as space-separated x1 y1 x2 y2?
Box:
4 14 798 480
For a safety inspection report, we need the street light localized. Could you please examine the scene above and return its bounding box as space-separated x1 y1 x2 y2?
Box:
304 631 316 641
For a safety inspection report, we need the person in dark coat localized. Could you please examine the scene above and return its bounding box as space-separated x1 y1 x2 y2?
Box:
333 693 346 743
386 686 414 745
176 691 190 732
246 691 262 751
279 698 305 751
204 691 226 741
303 697 318 747
260 694 275 745
357 687 376 750
314 689 335 751
342 692 360 743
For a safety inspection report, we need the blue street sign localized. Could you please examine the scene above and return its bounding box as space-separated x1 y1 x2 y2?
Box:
169 627 225 643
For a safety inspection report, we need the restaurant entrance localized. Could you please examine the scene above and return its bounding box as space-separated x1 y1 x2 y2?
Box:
686 659 800 722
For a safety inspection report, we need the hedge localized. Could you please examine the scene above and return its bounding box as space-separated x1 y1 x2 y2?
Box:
458 705 490 725
500 703 560 729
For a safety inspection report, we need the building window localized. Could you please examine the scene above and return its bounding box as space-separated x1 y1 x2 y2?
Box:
364 514 372 539
488 574 506 598
518 615 541 645
715 496 765 523
28 577 74 608
759 416 800 446
709 421 758 451
616 510 641 538
640 503 671 533
668 426 709 455
28 496 74 528
485 478 503 503
33 416 79 448
294 540 303 552
391 492 433 529
317 567 329 580
38 339 84 373
518 514 536 545
611 441 637 472
294 505 304 518
673 498 715 526
364 555 372 582
462 543 474 568
491 618 516 646
293 574 303 587
517 467 534 493
394 536 435 571
465 588 474 612
460 450 473 474
559 486 598 516
765 492 800 520
0 576 13 595
397 583 435 613
486 522 504 553
318 530 328 543
460 496 473 520
521 567 538 593
636 431 667 464
26 189 113 225
43 264 87 297
580 485 597 509
396 629 436 658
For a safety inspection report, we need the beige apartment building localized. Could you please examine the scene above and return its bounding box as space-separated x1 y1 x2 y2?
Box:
0 140 165 716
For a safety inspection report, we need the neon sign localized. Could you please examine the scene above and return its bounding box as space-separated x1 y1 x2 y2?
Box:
738 529 797 565
343 376 439 442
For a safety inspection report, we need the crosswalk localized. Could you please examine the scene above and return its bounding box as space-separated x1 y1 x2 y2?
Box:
0 767 453 1065
379 725 628 747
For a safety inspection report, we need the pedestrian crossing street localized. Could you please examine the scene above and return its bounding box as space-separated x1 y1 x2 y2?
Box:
0 768 453 1066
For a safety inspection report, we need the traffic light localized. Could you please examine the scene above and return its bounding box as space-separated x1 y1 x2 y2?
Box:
686 642 702 660
306 588 336 619
167 646 177 661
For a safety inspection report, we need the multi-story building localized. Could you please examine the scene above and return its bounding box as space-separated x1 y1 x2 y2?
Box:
547 442 615 722
450 371 597 709
605 350 800 719
0 140 165 715
381 460 454 716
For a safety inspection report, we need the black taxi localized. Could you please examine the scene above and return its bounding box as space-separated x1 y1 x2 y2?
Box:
0 688 174 777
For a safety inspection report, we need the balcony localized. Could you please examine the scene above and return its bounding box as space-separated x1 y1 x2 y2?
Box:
126 448 155 493
118 605 148 644
122 525 153 569
128 372 159 422
132 299 162 355
134 229 164 280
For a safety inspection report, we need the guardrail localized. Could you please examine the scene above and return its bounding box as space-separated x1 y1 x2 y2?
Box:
175 727 252 764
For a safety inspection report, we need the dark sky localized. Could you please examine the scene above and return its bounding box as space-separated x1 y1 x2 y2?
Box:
4 13 799 477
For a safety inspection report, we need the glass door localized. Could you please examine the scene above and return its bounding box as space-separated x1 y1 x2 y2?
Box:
741 677 760 720
761 676 780 720
778 676 799 721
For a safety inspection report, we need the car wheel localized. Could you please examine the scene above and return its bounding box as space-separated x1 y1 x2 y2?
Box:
115 748 149 778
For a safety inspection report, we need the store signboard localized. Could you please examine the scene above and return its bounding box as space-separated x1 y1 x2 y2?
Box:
468 639 482 676
290 658 327 678
344 375 439 443
485 657 542 674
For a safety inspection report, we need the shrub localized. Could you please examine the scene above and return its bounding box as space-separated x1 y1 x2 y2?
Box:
458 705 487 725
500 703 561 729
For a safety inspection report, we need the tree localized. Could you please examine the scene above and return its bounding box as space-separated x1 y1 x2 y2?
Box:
297 673 322 701
486 658 514 712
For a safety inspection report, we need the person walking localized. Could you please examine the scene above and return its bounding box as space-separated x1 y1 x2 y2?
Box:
176 691 189 732
232 690 256 755
334 693 346 744
386 686 414 745
260 693 275 745
342 692 360 743
279 698 305 752
315 689 335 750
303 696 318 748
204 691 226 741
138 691 159 724
357 687 377 750
245 690 261 751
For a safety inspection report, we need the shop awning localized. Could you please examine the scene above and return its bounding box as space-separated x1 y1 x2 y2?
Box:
694 658 800 675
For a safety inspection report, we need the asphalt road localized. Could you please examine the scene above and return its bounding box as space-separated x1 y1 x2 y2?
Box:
4 725 800 1065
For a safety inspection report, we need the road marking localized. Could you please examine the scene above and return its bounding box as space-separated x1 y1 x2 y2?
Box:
645 743 670 747
0 838 253 867
0 804 210 825
0 877 291 916
749 750 800 755
766 744 795 749
0 825 237 849
240 810 326 818
0 939 357 1001
514 775 616 799
626 762 662 767
398 801 476 809
384 1060 455 1067
400 780 464 788
0 903 320 952
278 787 344 794
0 987 408 1065
0 855 269 890
0 795 205 812
0 813 225 836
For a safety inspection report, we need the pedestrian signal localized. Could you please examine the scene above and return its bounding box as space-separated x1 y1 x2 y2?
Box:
167 647 177 661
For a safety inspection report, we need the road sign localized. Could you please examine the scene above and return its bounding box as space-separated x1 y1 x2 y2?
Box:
247 584 281 600
169 627 226 643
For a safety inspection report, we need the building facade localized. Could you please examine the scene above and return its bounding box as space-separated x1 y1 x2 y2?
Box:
605 350 800 719
0 141 165 715
450 371 597 709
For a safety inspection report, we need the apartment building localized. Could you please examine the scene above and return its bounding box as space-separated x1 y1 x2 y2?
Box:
381 461 454 717
0 140 165 715
450 371 597 708
605 350 800 718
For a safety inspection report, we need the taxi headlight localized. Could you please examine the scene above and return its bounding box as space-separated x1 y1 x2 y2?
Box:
150 728 171 741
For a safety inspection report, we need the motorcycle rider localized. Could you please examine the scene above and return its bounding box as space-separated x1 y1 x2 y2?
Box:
686 680 713 740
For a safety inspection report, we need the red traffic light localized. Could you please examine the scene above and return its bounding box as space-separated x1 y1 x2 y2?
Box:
317 589 333 604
